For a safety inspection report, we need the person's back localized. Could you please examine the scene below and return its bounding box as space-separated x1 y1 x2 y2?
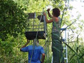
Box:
52 17 61 33
20 39 45 63
21 45 44 63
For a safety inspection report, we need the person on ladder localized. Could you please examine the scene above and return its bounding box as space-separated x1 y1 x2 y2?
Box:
20 39 45 63
43 8 64 63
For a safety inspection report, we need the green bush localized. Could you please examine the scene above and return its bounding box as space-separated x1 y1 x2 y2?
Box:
0 0 27 40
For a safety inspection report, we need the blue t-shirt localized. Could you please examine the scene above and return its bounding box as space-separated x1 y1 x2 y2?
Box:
21 45 45 63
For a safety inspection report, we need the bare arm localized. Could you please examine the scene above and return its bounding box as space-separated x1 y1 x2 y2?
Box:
47 9 52 18
20 39 30 51
41 53 45 63
43 12 53 23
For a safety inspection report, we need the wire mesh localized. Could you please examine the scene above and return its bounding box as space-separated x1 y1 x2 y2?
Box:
25 12 46 32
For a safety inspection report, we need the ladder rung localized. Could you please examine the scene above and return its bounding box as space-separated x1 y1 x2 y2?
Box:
63 47 66 49
64 58 68 60
62 39 66 41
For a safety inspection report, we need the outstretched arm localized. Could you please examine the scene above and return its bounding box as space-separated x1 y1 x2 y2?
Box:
20 39 30 51
47 9 52 18
43 12 53 23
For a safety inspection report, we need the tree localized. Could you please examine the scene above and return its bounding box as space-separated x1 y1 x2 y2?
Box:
0 0 27 40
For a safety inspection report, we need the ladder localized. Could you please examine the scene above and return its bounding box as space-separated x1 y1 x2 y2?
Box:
61 28 68 63
51 28 68 63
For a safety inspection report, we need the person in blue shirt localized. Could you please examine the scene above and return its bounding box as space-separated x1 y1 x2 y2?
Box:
20 39 45 63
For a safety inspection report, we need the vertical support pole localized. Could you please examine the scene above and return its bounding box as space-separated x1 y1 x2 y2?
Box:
68 0 69 8
65 29 68 63
33 13 36 31
33 19 34 31
44 16 47 35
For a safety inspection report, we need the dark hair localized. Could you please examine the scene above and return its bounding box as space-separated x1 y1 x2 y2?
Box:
52 8 60 17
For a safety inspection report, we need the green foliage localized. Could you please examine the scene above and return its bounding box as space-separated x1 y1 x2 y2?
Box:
0 36 15 63
0 0 27 40
68 42 84 63
0 0 84 63
0 34 28 63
